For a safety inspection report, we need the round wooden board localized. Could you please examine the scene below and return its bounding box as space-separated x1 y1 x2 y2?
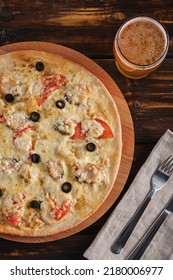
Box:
0 42 134 243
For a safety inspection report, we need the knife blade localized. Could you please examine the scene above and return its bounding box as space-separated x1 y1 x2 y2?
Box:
127 195 173 260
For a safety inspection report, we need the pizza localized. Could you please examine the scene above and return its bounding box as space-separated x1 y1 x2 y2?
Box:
0 50 122 237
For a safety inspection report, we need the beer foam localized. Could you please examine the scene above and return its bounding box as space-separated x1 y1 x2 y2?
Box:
118 17 167 65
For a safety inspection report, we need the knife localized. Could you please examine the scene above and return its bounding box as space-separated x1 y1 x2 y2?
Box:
127 195 173 260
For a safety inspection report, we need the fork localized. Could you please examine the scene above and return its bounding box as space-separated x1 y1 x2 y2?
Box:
111 155 173 254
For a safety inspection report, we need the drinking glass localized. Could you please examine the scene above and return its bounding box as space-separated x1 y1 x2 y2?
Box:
113 16 169 79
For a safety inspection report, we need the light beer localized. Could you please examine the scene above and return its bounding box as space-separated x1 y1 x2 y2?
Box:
113 16 169 79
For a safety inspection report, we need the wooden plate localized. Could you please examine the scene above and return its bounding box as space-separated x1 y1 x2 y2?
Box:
0 42 134 243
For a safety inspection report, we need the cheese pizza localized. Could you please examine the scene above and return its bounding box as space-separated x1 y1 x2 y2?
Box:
0 50 122 237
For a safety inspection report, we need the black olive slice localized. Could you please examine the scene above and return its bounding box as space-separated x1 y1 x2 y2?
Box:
5 93 14 103
0 189 3 197
55 100 65 109
31 153 41 163
35 62 44 71
86 142 96 152
61 182 72 193
30 200 41 210
29 112 40 122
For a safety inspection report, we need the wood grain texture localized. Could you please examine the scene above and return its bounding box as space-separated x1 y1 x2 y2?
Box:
0 0 172 57
0 41 134 243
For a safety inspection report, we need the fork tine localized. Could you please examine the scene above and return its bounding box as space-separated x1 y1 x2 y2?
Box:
159 155 173 175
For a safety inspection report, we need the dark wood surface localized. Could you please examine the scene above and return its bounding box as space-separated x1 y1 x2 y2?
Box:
0 0 173 259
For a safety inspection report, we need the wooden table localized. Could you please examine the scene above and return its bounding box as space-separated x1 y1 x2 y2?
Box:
0 0 172 260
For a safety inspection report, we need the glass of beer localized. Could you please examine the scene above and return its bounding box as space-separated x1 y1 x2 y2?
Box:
113 16 169 79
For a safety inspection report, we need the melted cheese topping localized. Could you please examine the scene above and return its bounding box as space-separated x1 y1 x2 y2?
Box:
81 119 104 138
0 51 122 236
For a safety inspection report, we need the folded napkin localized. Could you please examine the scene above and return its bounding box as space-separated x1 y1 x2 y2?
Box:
84 129 173 260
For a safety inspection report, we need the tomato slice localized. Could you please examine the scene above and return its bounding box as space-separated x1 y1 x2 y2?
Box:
71 123 86 140
13 125 34 140
71 119 114 140
37 73 66 106
95 118 114 139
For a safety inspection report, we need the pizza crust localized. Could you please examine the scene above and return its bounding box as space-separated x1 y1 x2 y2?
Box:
0 50 122 237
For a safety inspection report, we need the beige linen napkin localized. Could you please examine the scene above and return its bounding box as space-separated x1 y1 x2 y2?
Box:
84 129 173 260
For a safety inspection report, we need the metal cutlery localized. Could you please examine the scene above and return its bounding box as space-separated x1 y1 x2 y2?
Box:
111 155 173 254
127 194 173 260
